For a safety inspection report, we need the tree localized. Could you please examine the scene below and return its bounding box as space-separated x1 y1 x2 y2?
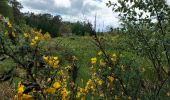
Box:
59 23 71 36
0 0 13 20
107 0 170 99
50 15 62 37
24 13 62 37
106 26 114 32
9 0 23 24
70 21 93 36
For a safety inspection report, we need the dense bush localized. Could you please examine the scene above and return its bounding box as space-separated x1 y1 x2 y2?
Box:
106 0 170 99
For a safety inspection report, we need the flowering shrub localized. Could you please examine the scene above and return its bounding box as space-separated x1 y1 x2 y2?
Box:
0 15 73 99
0 13 170 100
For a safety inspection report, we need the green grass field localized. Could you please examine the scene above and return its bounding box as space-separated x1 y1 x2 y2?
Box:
0 35 127 99
1 35 169 99
53 36 116 84
0 35 116 84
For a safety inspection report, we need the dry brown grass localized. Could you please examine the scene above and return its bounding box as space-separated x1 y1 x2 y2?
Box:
0 82 16 100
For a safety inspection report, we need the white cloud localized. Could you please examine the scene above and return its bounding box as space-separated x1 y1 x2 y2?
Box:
54 0 71 8
18 0 170 31
18 0 119 31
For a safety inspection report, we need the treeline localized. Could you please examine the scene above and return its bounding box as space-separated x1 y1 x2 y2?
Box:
24 13 93 37
0 0 94 37
0 0 12 19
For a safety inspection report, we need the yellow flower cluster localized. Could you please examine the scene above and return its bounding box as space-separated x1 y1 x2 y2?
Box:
30 36 40 47
114 95 120 100
85 79 95 93
14 82 32 100
7 21 12 28
111 53 117 64
76 87 85 99
72 55 78 61
97 51 103 56
83 78 104 97
18 82 24 95
24 33 30 38
43 55 59 68
53 81 61 89
127 96 132 100
46 81 61 94
46 80 69 99
97 79 103 86
32 30 43 37
91 57 97 64
43 32 51 40
4 31 15 37
99 59 106 66
29 30 51 47
12 32 16 37
46 87 56 94
61 88 69 100
32 30 51 40
107 75 114 83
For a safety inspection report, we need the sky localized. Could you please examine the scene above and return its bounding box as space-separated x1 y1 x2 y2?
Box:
18 0 170 31
17 0 119 31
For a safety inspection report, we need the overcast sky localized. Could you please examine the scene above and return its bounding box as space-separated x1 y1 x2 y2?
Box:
18 0 170 31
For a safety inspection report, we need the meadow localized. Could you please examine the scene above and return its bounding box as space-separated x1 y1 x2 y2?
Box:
0 35 116 75
0 35 117 98
0 0 170 99
0 26 169 99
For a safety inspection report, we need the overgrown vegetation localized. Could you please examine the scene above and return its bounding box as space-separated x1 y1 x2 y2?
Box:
0 0 170 100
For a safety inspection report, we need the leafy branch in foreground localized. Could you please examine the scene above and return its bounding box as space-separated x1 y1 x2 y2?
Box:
106 0 170 99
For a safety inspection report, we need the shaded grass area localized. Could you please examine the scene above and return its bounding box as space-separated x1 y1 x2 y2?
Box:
0 58 14 73
0 58 16 98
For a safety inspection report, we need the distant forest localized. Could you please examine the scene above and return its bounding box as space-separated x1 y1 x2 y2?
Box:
0 0 96 37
